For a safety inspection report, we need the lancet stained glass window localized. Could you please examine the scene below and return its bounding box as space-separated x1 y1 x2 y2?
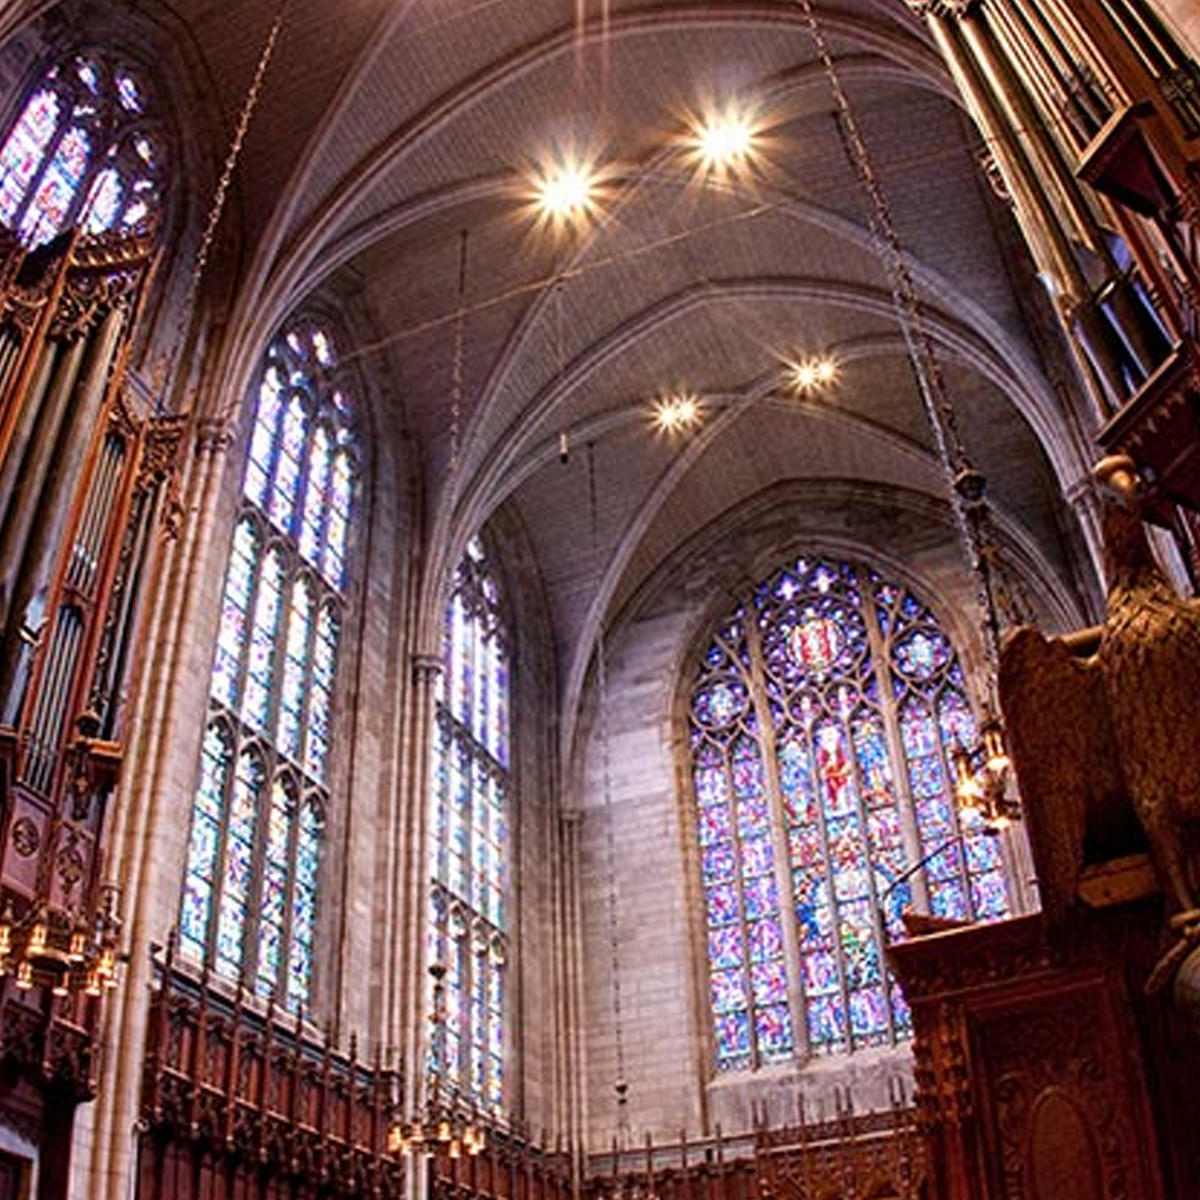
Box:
429 537 510 1113
690 555 1010 1071
0 52 162 246
180 319 358 1011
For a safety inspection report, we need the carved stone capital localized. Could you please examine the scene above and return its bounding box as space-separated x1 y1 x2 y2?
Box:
413 653 444 687
195 415 235 457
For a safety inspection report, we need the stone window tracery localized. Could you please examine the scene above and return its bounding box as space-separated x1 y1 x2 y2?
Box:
179 317 358 1011
429 536 509 1113
0 50 163 246
689 553 1010 1069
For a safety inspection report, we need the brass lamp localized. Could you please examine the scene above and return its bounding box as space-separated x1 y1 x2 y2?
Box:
388 962 487 1159
0 884 123 997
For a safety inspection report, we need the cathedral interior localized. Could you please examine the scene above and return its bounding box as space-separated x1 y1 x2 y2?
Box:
0 1 1199 1198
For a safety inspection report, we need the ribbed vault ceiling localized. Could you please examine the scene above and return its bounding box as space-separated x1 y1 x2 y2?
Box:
27 0 1096 750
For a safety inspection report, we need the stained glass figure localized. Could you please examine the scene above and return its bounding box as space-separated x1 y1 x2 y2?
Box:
0 54 163 245
689 555 1012 1070
179 318 358 1012
429 537 510 1114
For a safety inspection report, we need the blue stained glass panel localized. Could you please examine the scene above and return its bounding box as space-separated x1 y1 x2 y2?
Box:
756 1005 794 1058
740 837 773 878
971 870 1008 918
849 986 889 1039
711 968 746 1013
907 754 944 800
179 885 211 956
695 765 729 807
938 688 975 749
714 1012 752 1068
900 702 937 757
697 804 731 845
893 629 950 680
19 125 89 242
964 828 1002 872
708 926 744 969
747 919 783 962
803 948 839 993
839 906 881 988
706 883 739 926
693 678 746 728
929 879 969 920
188 814 219 876
0 90 58 224
808 994 846 1052
743 874 778 920
731 739 764 797
750 960 788 1004
866 805 902 858
703 844 737 884
83 167 120 230
852 717 892 806
737 794 769 837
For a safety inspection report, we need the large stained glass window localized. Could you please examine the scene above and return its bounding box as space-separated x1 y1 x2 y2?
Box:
0 52 162 247
429 537 510 1113
180 318 358 1011
690 554 1010 1071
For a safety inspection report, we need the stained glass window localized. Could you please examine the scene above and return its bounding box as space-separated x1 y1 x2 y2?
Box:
429 537 510 1114
180 318 358 1011
689 555 1011 1070
0 53 162 246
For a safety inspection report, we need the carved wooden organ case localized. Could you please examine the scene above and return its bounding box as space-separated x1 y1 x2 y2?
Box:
0 223 181 1104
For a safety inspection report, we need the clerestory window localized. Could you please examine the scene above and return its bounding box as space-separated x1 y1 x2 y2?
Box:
179 318 358 1011
0 51 162 246
428 537 510 1113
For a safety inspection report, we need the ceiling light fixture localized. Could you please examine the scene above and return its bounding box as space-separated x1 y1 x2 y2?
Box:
685 102 762 179
531 155 602 228
783 356 838 395
651 390 703 433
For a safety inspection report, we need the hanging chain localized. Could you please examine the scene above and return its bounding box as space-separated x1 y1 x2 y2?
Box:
590 441 629 1140
162 0 289 407
556 277 571 463
794 0 1004 688
450 229 469 490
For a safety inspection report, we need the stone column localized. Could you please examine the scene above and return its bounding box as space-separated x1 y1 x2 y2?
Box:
76 411 236 1200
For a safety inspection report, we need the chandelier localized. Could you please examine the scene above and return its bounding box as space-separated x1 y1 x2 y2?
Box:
387 962 487 1159
0 883 123 997
951 713 1017 833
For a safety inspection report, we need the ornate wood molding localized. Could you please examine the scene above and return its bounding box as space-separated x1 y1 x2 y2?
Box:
139 948 403 1200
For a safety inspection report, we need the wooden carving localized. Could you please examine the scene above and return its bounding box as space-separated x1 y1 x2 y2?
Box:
999 455 1200 955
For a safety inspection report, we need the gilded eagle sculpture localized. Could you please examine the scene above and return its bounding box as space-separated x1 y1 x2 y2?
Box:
999 455 1200 953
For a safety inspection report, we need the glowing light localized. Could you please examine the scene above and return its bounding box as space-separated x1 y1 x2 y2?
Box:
783 356 838 395
527 152 604 230
682 100 765 180
652 391 703 433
